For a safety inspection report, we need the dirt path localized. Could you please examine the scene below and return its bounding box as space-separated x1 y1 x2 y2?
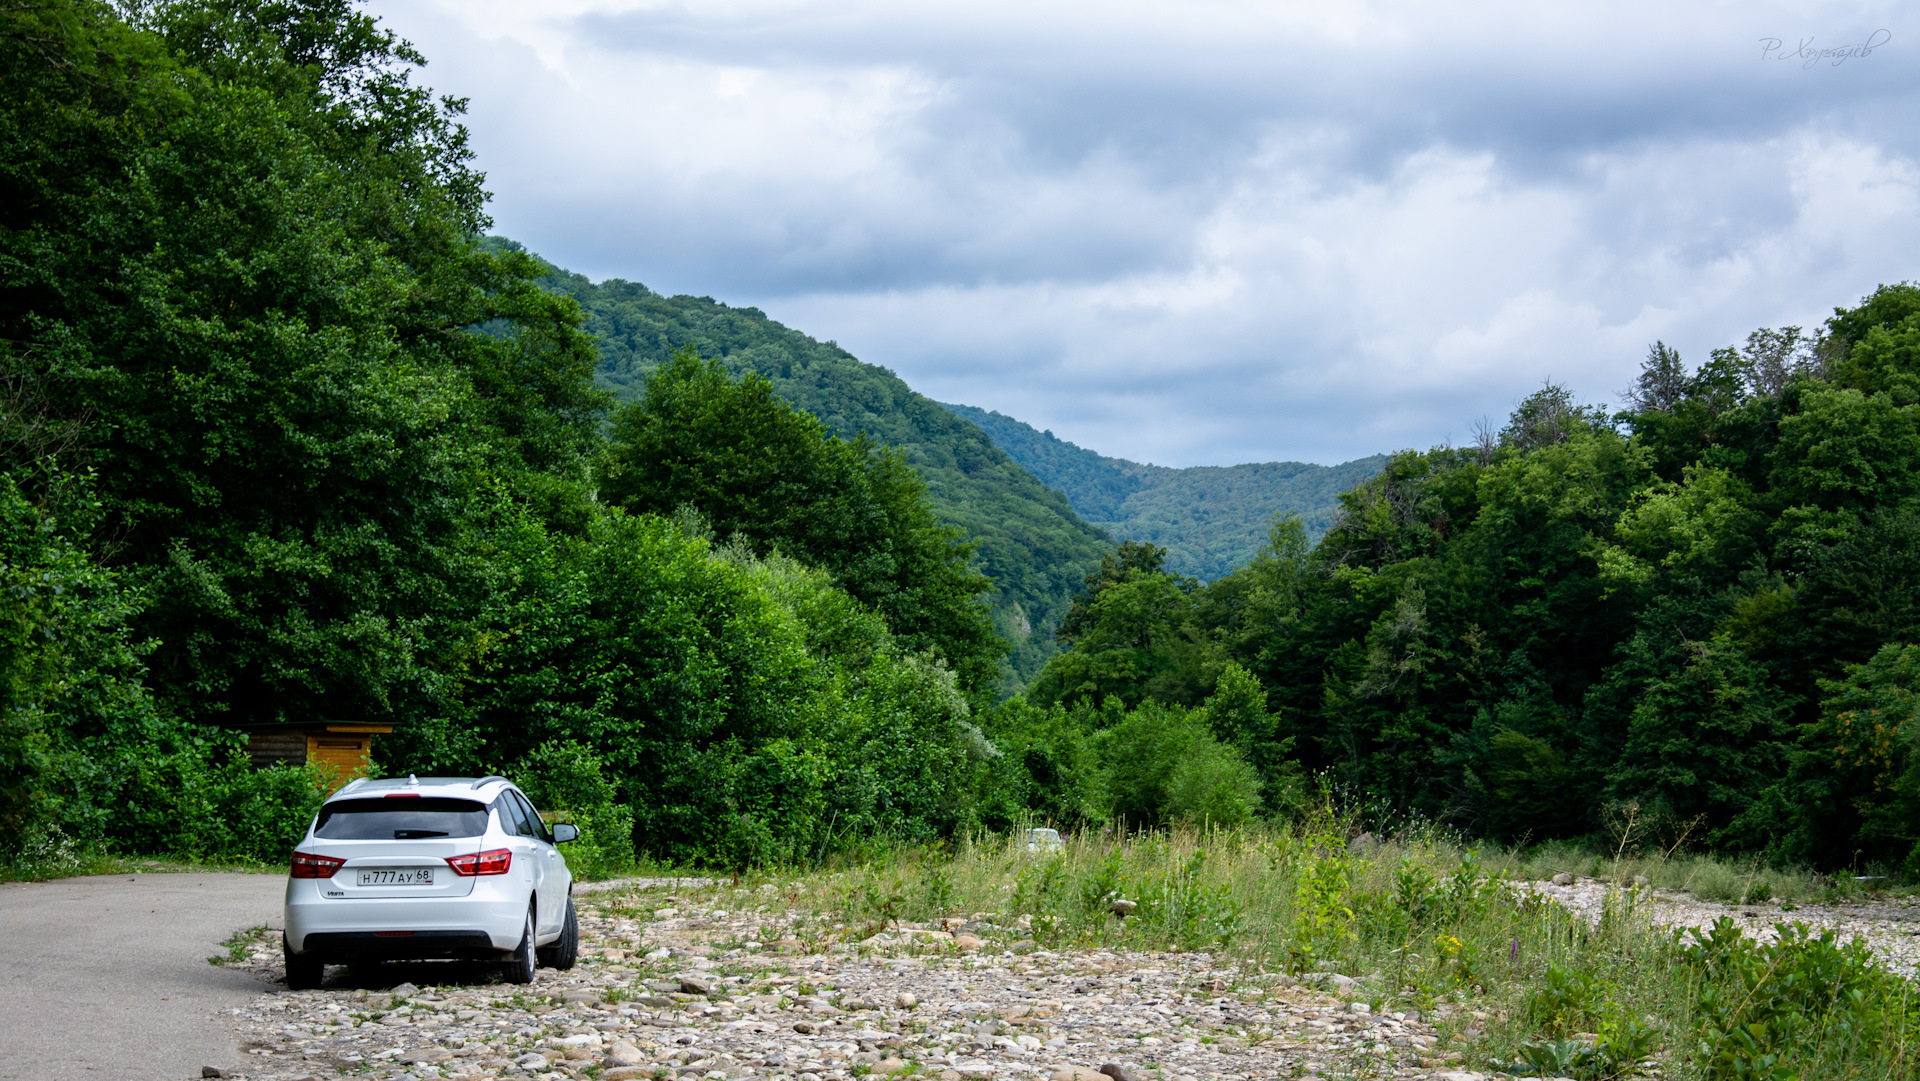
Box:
0 872 284 1081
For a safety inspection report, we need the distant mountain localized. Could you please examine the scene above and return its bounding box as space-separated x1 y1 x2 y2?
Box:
943 404 1387 580
509 243 1112 691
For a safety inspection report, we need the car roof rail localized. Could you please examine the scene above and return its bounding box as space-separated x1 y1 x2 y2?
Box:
337 777 369 795
471 775 510 790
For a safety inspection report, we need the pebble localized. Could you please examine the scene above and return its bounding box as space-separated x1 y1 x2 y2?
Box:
216 876 1472 1081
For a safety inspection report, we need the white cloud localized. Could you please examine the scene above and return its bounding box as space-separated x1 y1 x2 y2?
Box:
377 0 1920 465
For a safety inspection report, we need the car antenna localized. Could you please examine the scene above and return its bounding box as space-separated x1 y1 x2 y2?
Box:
408 773 419 786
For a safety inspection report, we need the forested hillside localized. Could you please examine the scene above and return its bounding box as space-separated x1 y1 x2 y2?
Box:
518 254 1113 686
15 0 1920 888
0 0 1069 872
946 403 1386 579
983 310 1920 877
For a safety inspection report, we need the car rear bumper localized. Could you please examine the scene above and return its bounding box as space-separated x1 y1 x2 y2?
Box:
299 929 499 959
285 880 529 957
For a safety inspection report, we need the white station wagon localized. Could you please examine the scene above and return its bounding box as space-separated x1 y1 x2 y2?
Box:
283 775 580 988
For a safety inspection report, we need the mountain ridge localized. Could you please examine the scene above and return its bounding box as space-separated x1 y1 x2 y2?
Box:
511 246 1112 690
942 403 1387 579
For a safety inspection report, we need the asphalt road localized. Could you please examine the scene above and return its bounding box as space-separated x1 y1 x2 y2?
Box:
0 872 285 1081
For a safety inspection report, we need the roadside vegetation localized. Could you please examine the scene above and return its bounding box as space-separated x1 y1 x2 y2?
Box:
777 813 1919 1081
197 815 1914 1081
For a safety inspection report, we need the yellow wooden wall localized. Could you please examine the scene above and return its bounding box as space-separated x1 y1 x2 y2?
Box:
306 733 371 775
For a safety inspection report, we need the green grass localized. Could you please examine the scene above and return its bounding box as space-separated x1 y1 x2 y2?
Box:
623 813 1918 1081
208 924 274 966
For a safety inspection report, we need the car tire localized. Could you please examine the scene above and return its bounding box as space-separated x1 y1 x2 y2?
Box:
284 936 324 991
538 896 579 970
501 906 536 985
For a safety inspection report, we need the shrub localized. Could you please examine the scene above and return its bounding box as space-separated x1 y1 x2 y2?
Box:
1165 739 1263 829
514 740 635 880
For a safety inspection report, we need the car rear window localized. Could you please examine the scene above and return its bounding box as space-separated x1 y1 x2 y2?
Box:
314 797 491 840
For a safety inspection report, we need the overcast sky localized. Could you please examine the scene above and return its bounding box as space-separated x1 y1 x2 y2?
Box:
377 0 1916 467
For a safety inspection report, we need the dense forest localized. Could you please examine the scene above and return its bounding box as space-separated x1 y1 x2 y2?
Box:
7 0 1920 881
986 313 1920 878
946 403 1387 578
0 0 1038 871
519 252 1113 689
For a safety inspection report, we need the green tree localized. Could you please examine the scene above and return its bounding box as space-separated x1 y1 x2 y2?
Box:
598 349 1003 695
1747 643 1920 874
1608 636 1794 837
2 0 604 736
1026 573 1214 709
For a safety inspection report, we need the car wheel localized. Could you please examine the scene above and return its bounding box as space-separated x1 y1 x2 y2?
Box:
284 936 324 991
501 906 536 985
537 896 579 971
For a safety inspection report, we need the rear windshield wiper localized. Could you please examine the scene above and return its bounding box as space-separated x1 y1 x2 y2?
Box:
392 829 449 838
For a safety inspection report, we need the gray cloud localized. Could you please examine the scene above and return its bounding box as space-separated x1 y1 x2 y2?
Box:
381 0 1919 465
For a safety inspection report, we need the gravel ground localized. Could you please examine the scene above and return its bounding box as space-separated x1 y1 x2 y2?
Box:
1520 877 1920 977
209 875 1920 1081
212 878 1476 1081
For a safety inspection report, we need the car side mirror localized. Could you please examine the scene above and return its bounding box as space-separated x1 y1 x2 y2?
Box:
551 822 580 844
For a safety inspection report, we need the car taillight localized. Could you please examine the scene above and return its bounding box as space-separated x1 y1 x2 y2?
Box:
445 849 512 876
290 851 346 879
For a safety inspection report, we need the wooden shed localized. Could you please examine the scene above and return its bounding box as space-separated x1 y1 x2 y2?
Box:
235 722 393 778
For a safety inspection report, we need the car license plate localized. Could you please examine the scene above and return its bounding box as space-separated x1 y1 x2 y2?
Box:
356 868 435 886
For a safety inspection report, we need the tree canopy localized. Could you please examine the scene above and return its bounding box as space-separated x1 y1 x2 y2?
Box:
0 0 1014 871
599 349 1004 697
992 293 1920 877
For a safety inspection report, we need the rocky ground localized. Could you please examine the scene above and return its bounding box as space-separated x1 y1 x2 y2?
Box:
1521 875 1920 977
208 875 1920 1081
210 878 1474 1081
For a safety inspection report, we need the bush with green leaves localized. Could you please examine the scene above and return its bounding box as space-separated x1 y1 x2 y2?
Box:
1676 917 1918 1081
512 740 635 881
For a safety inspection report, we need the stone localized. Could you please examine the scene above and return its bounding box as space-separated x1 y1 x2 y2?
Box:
201 1069 225 1079
679 975 716 996
873 1058 910 1074
1109 899 1137 917
896 992 917 1009
400 1049 451 1064
515 1052 549 1068
793 1021 817 1035
390 982 420 996
953 934 983 950
1052 1069 1108 1081
1099 1065 1143 1081
603 1070 651 1081
1348 1002 1371 1014
1303 972 1358 990
561 988 601 1004
1551 873 1574 887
